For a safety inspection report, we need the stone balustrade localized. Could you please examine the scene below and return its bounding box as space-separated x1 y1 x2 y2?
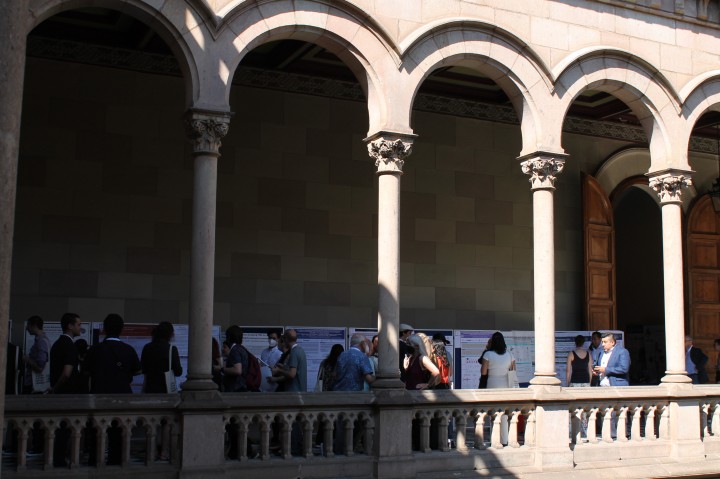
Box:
3 386 720 478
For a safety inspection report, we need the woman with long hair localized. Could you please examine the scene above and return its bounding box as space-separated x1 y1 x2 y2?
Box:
480 331 515 445
403 333 440 390
317 344 344 391
480 331 515 388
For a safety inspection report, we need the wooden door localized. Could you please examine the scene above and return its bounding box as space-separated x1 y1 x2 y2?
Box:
582 172 617 331
687 194 720 381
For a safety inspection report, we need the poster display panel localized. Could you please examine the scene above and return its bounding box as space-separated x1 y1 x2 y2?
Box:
285 326 346 392
506 331 534 385
93 323 221 393
452 330 494 389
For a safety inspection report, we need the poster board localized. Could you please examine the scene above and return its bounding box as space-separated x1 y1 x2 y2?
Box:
285 326 346 392
452 330 494 390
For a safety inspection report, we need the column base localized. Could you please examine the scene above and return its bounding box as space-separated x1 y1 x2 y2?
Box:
181 377 220 392
372 375 406 390
661 372 692 384
529 375 561 386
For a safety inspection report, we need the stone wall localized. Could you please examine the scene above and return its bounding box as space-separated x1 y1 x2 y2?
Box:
10 56 634 340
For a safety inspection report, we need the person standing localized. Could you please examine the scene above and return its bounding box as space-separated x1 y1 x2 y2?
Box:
270 329 307 392
593 332 630 386
85 314 141 394
588 331 603 386
333 334 375 392
685 335 709 384
481 332 515 445
403 333 439 390
316 344 344 392
566 334 592 387
216 325 249 393
141 321 182 393
23 315 50 394
49 313 83 467
399 324 414 382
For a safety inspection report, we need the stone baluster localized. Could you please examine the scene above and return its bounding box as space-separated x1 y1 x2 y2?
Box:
702 404 711 438
183 110 231 392
631 405 643 441
169 420 180 464
519 152 567 386
474 411 487 449
362 415 375 455
508 410 521 448
70 422 82 468
524 410 536 447
342 413 355 456
455 412 468 452
280 414 293 459
618 406 629 442
122 420 132 467
237 418 249 461
712 404 720 438
571 407 583 445
302 415 314 458
146 421 157 466
260 417 271 460
322 415 335 458
587 408 599 444
491 410 504 449
602 406 614 443
435 412 450 452
648 171 693 384
419 412 431 453
94 419 107 469
44 420 56 470
16 423 28 471
366 133 414 389
645 406 658 440
659 405 670 440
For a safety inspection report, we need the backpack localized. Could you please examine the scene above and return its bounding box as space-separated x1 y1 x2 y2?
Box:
240 345 262 391
432 342 450 385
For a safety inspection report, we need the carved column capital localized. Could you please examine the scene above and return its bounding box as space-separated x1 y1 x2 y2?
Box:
185 110 231 156
648 170 693 204
365 132 415 174
518 152 568 190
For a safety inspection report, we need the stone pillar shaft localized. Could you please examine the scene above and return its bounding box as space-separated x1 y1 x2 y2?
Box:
0 0 29 439
520 153 567 386
183 111 230 391
366 134 413 389
649 171 693 384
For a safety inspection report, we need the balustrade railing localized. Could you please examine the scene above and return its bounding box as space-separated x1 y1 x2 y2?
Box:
4 386 720 478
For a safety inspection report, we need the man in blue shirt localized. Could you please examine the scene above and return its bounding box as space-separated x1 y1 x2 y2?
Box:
333 333 375 391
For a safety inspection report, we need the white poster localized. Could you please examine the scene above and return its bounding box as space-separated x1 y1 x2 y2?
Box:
507 331 535 385
452 330 494 389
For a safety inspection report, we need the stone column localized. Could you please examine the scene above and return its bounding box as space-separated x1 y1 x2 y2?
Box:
649 171 693 384
519 152 568 386
182 110 230 392
0 0 29 439
366 133 414 389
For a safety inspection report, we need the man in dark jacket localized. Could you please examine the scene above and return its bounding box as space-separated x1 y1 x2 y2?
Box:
85 314 141 465
685 335 709 384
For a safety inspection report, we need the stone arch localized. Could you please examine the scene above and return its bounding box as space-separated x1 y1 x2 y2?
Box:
398 22 556 155
554 49 682 171
216 0 398 133
28 0 200 108
681 74 720 171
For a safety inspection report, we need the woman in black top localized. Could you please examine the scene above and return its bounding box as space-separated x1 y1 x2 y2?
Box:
141 322 182 393
566 334 592 387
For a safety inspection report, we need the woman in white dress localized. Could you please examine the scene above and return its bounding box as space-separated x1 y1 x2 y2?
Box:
480 331 515 445
481 332 515 388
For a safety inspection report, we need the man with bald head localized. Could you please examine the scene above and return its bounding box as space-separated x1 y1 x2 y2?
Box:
333 333 375 391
